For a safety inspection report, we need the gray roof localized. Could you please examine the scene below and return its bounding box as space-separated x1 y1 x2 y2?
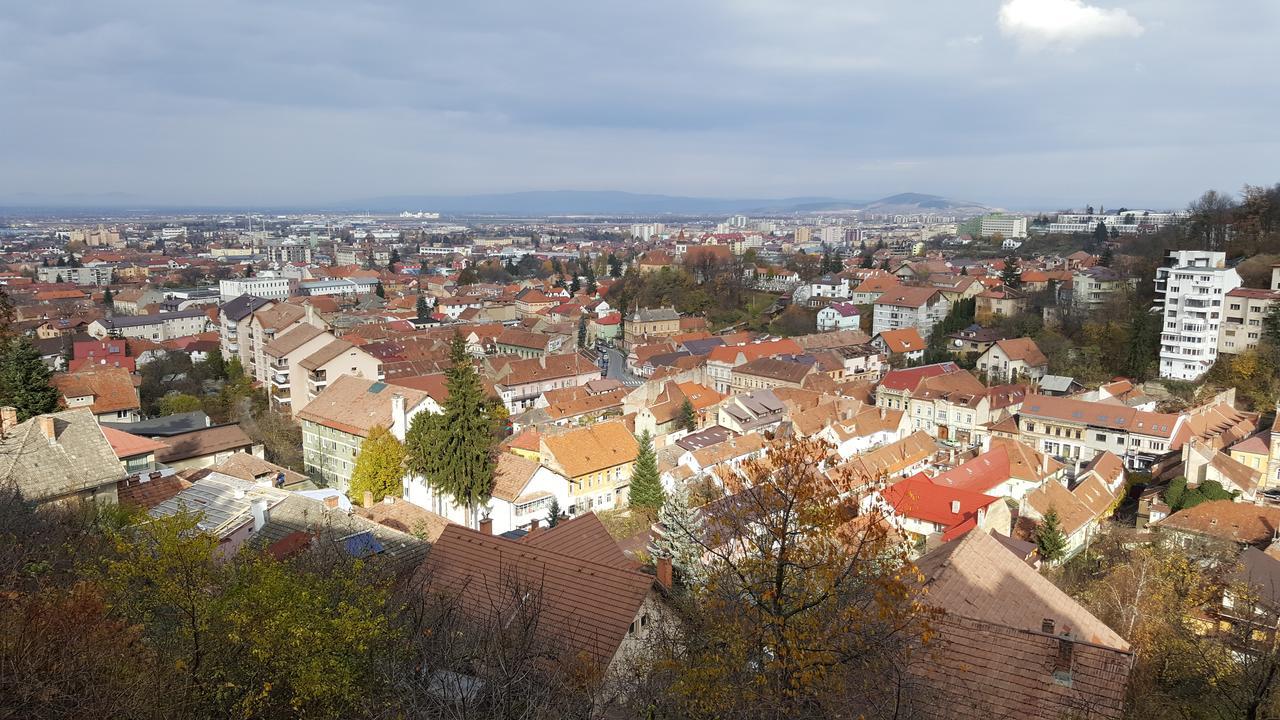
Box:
676 425 736 451
253 494 430 570
0 408 124 502
150 472 290 537
103 410 210 437
97 308 209 329
221 294 273 322
630 306 680 323
1038 375 1078 393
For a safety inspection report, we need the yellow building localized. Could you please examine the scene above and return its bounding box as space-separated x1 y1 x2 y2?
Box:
540 420 638 514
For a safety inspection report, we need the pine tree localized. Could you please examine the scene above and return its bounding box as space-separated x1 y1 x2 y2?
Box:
102 287 114 311
404 334 498 525
628 430 665 516
1000 254 1022 288
577 314 588 348
1033 508 1068 563
648 481 704 586
547 497 561 528
1099 244 1114 267
349 425 406 503
585 266 598 295
569 275 581 294
608 253 622 278
374 281 385 299
678 399 697 432
416 295 430 323
387 248 400 269
0 336 61 421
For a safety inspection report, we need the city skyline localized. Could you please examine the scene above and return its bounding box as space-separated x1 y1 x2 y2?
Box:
3 0 1278 208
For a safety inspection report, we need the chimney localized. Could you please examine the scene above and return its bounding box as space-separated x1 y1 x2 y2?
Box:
250 498 270 532
383 495 394 505
479 517 493 535
1054 636 1074 676
0 406 17 434
323 495 339 509
37 415 56 442
390 393 407 439
530 518 540 531
1042 618 1055 634
656 556 673 590
950 499 961 514
1041 452 1050 475
362 490 374 509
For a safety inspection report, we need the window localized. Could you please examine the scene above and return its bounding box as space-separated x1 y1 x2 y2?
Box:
1095 433 1106 442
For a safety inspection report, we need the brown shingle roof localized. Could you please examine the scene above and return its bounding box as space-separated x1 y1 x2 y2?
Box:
521 512 639 570
297 338 356 371
993 337 1048 367
0 408 124 501
422 524 657 668
542 420 637 478
263 323 326 358
52 366 140 415
154 424 254 464
116 473 191 510
1156 500 1280 545
491 453 543 502
296 375 430 438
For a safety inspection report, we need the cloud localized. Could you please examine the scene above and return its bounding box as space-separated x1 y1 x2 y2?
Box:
999 0 1143 45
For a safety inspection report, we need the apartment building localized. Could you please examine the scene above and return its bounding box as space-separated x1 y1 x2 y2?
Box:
871 287 950 338
88 309 212 341
1072 267 1133 309
218 275 298 302
487 352 602 412
298 377 434 493
218 295 274 362
242 302 328 382
623 306 681 350
979 214 1028 239
37 264 115 286
1155 251 1241 380
1218 288 1280 355
1016 394 1183 469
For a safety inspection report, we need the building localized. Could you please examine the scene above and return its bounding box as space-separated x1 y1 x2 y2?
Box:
1072 267 1133 309
37 264 115 286
243 302 328 381
52 366 142 423
0 407 124 506
879 473 1010 542
406 451 571 533
218 276 298 302
979 214 1028 239
1219 287 1280 355
298 278 378 296
872 328 927 364
729 356 815 393
974 286 1028 324
88 309 212 341
975 338 1049 384
154 424 260 471
623 306 682 350
262 325 335 413
1017 394 1183 469
1155 250 1241 380
265 239 313 265
298 377 434 493
488 352 602 412
540 420 638 514
872 287 950 339
219 294 274 362
816 302 860 332
295 337 382 411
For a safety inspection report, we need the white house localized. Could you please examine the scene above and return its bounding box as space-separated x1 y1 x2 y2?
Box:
871 287 950 339
817 302 861 332
404 452 571 534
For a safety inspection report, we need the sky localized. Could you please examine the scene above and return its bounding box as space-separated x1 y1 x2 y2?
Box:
2 0 1277 209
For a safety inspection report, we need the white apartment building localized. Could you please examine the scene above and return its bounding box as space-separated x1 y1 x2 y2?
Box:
872 287 950 339
218 275 298 302
980 214 1028 239
37 264 115 286
1156 250 1241 380
1047 211 1183 235
629 223 665 241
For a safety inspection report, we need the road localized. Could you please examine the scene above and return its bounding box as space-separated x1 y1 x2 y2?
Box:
604 347 644 387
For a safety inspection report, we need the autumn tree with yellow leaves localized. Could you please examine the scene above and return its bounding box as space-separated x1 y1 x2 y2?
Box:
622 435 935 720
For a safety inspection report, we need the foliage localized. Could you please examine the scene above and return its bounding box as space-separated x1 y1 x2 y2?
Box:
678 398 697 432
373 280 385 298
415 295 430 323
404 335 499 517
647 481 704 587
1206 345 1280 411
0 336 61 421
628 430 664 516
624 436 932 719
767 303 815 336
1165 476 1235 512
1033 508 1068 563
158 393 203 416
349 424 406 503
1000 253 1022 287
457 264 478 286
547 497 561 528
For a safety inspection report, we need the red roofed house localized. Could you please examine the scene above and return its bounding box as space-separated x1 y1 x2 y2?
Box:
69 339 136 372
976 337 1049 383
704 338 804 394
975 285 1030 324
930 438 1065 503
875 361 961 411
873 327 926 364
878 473 1011 544
52 365 141 424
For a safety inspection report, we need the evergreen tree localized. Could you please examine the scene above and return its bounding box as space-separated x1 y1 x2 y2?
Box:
608 253 623 278
678 399 697 432
1092 221 1109 250
585 266 598 295
387 248 400 269
1000 254 1022 288
1099 244 1114 267
404 335 499 524
415 295 430 323
374 281 385 299
1033 508 1068 563
648 481 705 587
349 425 406 503
547 497 562 528
628 430 665 516
0 336 61 421
102 287 114 311
577 314 588 348
860 253 874 269
457 264 478 286
569 275 581 294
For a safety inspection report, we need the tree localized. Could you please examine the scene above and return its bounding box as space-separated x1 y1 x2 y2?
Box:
1264 302 1280 347
678 398 697 433
607 253 623 278
1099 244 1114 267
584 265 598 295
547 497 562 528
349 424 406 503
1000 254 1022 288
1033 508 1068 563
647 481 704 587
1092 221 1110 249
158 393 203 416
373 280 385 299
415 295 430 323
404 335 499 525
102 287 114 311
387 247 400 269
0 336 61 421
577 314 588 349
198 347 225 381
624 435 931 719
569 275 581 294
456 264 478 286
628 430 664 516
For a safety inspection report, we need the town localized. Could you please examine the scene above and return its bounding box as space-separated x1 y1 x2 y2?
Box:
3 188 1280 718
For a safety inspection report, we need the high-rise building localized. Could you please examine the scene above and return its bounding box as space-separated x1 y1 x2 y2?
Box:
979 214 1028 239
1156 250 1241 380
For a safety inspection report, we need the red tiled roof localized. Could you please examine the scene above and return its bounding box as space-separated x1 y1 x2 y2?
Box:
101 426 169 459
882 473 999 540
878 362 960 392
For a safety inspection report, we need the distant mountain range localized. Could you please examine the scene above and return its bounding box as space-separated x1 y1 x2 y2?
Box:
0 189 994 217
336 190 995 217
